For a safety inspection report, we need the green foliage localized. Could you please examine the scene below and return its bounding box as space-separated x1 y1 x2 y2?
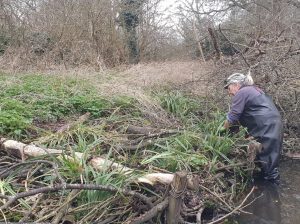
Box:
196 111 235 153
68 95 111 117
0 99 32 137
157 90 201 118
0 179 31 209
78 166 126 204
142 131 208 171
0 111 31 137
0 74 140 138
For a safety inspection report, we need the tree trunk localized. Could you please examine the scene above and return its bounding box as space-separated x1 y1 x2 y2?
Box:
121 0 143 64
207 27 221 61
193 19 205 62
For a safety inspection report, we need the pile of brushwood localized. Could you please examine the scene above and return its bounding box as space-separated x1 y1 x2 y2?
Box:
0 73 257 223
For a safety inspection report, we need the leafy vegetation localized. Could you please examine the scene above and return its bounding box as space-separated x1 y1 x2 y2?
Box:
0 74 140 138
0 73 251 223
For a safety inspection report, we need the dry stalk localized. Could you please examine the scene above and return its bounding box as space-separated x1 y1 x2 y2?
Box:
198 184 232 211
207 186 255 224
52 189 81 224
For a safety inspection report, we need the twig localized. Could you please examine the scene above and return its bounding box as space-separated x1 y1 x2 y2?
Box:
196 207 204 224
97 215 118 224
198 184 232 210
127 198 169 224
19 194 45 222
0 183 153 210
52 189 81 224
207 186 255 224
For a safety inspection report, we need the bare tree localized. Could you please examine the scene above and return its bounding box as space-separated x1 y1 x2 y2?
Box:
176 0 300 135
0 0 175 69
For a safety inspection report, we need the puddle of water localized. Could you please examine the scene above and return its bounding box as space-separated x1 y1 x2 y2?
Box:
233 160 300 224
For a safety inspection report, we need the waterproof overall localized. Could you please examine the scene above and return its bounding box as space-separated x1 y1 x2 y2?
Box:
239 93 283 180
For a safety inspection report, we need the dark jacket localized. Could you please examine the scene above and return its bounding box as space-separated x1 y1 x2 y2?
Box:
227 85 283 179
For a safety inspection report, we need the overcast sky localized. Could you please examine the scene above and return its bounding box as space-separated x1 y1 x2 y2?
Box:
159 0 180 13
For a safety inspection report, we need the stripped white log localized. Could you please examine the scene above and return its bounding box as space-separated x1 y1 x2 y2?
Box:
1 138 62 159
89 157 133 174
0 138 175 186
137 173 175 185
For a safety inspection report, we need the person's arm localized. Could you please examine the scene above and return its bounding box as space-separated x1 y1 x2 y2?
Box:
224 91 247 129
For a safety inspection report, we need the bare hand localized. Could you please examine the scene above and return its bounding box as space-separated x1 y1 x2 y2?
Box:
224 120 231 129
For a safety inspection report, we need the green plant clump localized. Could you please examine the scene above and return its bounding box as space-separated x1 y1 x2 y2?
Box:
0 74 140 138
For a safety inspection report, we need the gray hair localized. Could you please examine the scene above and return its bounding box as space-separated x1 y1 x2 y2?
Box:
224 71 254 89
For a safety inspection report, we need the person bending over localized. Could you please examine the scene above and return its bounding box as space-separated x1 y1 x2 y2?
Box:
223 72 283 181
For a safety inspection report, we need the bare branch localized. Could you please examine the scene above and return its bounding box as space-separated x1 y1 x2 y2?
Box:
0 183 153 210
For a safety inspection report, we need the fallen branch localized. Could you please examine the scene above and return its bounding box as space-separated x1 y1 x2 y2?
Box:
0 138 177 186
126 125 160 135
117 139 155 151
0 183 153 210
126 125 180 141
0 138 62 159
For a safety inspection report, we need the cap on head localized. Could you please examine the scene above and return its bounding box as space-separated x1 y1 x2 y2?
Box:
224 73 245 89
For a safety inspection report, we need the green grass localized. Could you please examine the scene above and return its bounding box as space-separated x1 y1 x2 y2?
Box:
0 74 140 138
156 90 201 119
141 131 208 171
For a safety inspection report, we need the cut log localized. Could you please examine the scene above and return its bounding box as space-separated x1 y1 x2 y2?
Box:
126 125 160 135
125 125 179 138
167 171 188 224
1 138 63 160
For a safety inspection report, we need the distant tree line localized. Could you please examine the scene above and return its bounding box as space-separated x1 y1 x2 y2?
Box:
0 0 299 71
0 0 181 69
